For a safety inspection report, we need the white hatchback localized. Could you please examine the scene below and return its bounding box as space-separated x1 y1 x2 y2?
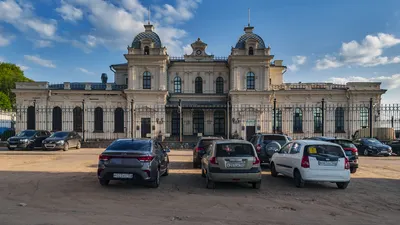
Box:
270 140 351 189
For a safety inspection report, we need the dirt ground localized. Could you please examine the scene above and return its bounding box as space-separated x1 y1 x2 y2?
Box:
0 148 399 225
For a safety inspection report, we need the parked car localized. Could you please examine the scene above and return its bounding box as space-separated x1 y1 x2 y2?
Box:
97 139 170 188
307 137 359 173
270 140 351 189
248 133 291 164
42 131 82 151
354 138 392 156
193 136 224 168
201 139 262 189
7 130 51 150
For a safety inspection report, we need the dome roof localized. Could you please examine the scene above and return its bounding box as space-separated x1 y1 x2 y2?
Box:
235 33 266 49
131 31 162 48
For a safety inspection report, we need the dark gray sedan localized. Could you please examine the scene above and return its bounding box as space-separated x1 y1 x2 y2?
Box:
97 139 170 188
42 131 82 151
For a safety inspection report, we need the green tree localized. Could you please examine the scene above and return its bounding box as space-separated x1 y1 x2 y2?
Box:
0 62 33 108
0 92 12 110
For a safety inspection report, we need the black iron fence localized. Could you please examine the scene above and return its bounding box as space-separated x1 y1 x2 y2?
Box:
9 100 400 142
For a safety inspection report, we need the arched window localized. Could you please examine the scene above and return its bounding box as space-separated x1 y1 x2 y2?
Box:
73 107 82 132
27 106 35 130
195 77 203 93
114 107 124 133
246 72 255 90
143 71 151 89
216 77 224 94
144 46 150 55
314 108 322 133
94 107 103 132
174 76 182 93
272 109 282 133
249 47 254 55
293 108 303 133
52 106 62 131
214 110 225 135
193 110 204 134
360 107 369 128
335 107 345 133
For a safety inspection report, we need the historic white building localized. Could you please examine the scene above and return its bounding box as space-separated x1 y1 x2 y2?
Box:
13 22 386 141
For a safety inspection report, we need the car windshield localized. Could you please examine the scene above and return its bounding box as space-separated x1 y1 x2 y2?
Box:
305 145 345 158
216 143 255 157
364 138 383 146
331 140 356 148
263 135 287 146
16 130 36 137
106 140 151 151
50 132 69 138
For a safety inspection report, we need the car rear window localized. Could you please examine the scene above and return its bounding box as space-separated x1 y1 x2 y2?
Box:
215 143 255 157
331 140 356 148
106 140 151 151
305 145 345 157
263 135 287 146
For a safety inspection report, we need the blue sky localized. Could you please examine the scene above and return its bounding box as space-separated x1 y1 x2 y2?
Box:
0 0 400 103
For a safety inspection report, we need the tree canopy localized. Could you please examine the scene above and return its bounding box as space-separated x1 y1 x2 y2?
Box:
0 62 33 109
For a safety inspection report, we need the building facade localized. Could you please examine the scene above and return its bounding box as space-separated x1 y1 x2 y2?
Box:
13 23 387 141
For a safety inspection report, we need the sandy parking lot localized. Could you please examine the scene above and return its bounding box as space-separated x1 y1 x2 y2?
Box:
0 148 399 225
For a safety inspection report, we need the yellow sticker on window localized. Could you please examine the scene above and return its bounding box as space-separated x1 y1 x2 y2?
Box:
308 147 317 154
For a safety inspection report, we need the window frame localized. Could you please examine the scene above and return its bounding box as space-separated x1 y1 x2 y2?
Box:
216 77 224 94
174 76 182 93
246 72 255 90
143 71 151 89
195 77 203 93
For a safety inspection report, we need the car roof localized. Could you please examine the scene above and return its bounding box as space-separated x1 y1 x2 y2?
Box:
311 136 352 141
114 138 152 143
213 139 252 144
257 133 286 136
294 140 342 147
200 136 223 140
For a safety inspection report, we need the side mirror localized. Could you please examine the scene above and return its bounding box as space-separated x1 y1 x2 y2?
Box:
164 148 170 153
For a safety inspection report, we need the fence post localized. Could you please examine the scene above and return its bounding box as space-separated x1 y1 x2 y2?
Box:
369 98 373 138
82 100 85 142
322 98 325 136
131 99 134 138
273 98 276 134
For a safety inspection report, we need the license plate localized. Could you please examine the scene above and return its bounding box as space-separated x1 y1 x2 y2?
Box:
226 163 245 168
45 144 55 148
9 145 17 148
318 161 337 166
381 151 388 153
113 173 133 179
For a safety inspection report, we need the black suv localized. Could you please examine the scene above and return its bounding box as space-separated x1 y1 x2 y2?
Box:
7 130 51 150
192 136 223 168
307 137 359 173
249 133 291 163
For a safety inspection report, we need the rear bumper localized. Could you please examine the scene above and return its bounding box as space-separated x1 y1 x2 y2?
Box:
301 169 350 182
208 167 262 182
98 167 154 182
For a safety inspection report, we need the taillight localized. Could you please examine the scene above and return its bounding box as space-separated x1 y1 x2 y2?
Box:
253 157 260 165
345 157 350 170
210 157 218 165
195 147 204 152
99 154 111 161
256 144 261 153
301 156 310 168
136 156 154 162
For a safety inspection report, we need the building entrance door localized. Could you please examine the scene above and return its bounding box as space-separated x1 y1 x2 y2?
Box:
246 126 256 141
141 118 151 138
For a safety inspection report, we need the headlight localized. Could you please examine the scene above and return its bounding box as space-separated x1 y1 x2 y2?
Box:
42 140 46 144
7 138 10 142
20 139 29 143
57 140 64 144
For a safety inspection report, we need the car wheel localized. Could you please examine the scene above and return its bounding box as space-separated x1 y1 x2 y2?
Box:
350 167 357 174
28 144 34 150
270 162 278 177
162 166 169 176
76 141 81 149
63 142 69 151
336 182 349 189
205 173 215 189
294 170 305 188
201 168 206 178
193 161 199 168
99 179 109 186
149 169 160 188
252 181 261 189
363 149 369 156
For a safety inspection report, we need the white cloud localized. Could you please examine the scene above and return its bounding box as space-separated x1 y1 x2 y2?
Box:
77 67 94 75
24 55 56 68
183 44 192 55
32 39 53 48
154 0 201 24
56 0 83 22
0 33 12 46
0 0 57 38
287 55 307 72
17 64 29 71
328 74 400 90
316 33 400 70
0 56 5 62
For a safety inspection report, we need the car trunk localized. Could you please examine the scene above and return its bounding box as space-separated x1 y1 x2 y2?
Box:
305 145 346 171
214 143 256 170
101 151 151 168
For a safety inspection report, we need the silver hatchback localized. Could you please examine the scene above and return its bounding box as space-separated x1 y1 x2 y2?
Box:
201 140 262 189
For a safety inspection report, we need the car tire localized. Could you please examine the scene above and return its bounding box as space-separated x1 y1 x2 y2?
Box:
270 162 278 177
201 168 206 178
205 173 215 189
28 144 34 151
193 161 199 168
76 141 81 149
99 179 109 186
63 142 69 151
252 181 261 189
336 182 349 189
149 169 160 188
162 166 169 176
294 170 305 188
350 167 357 174
363 149 369 156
